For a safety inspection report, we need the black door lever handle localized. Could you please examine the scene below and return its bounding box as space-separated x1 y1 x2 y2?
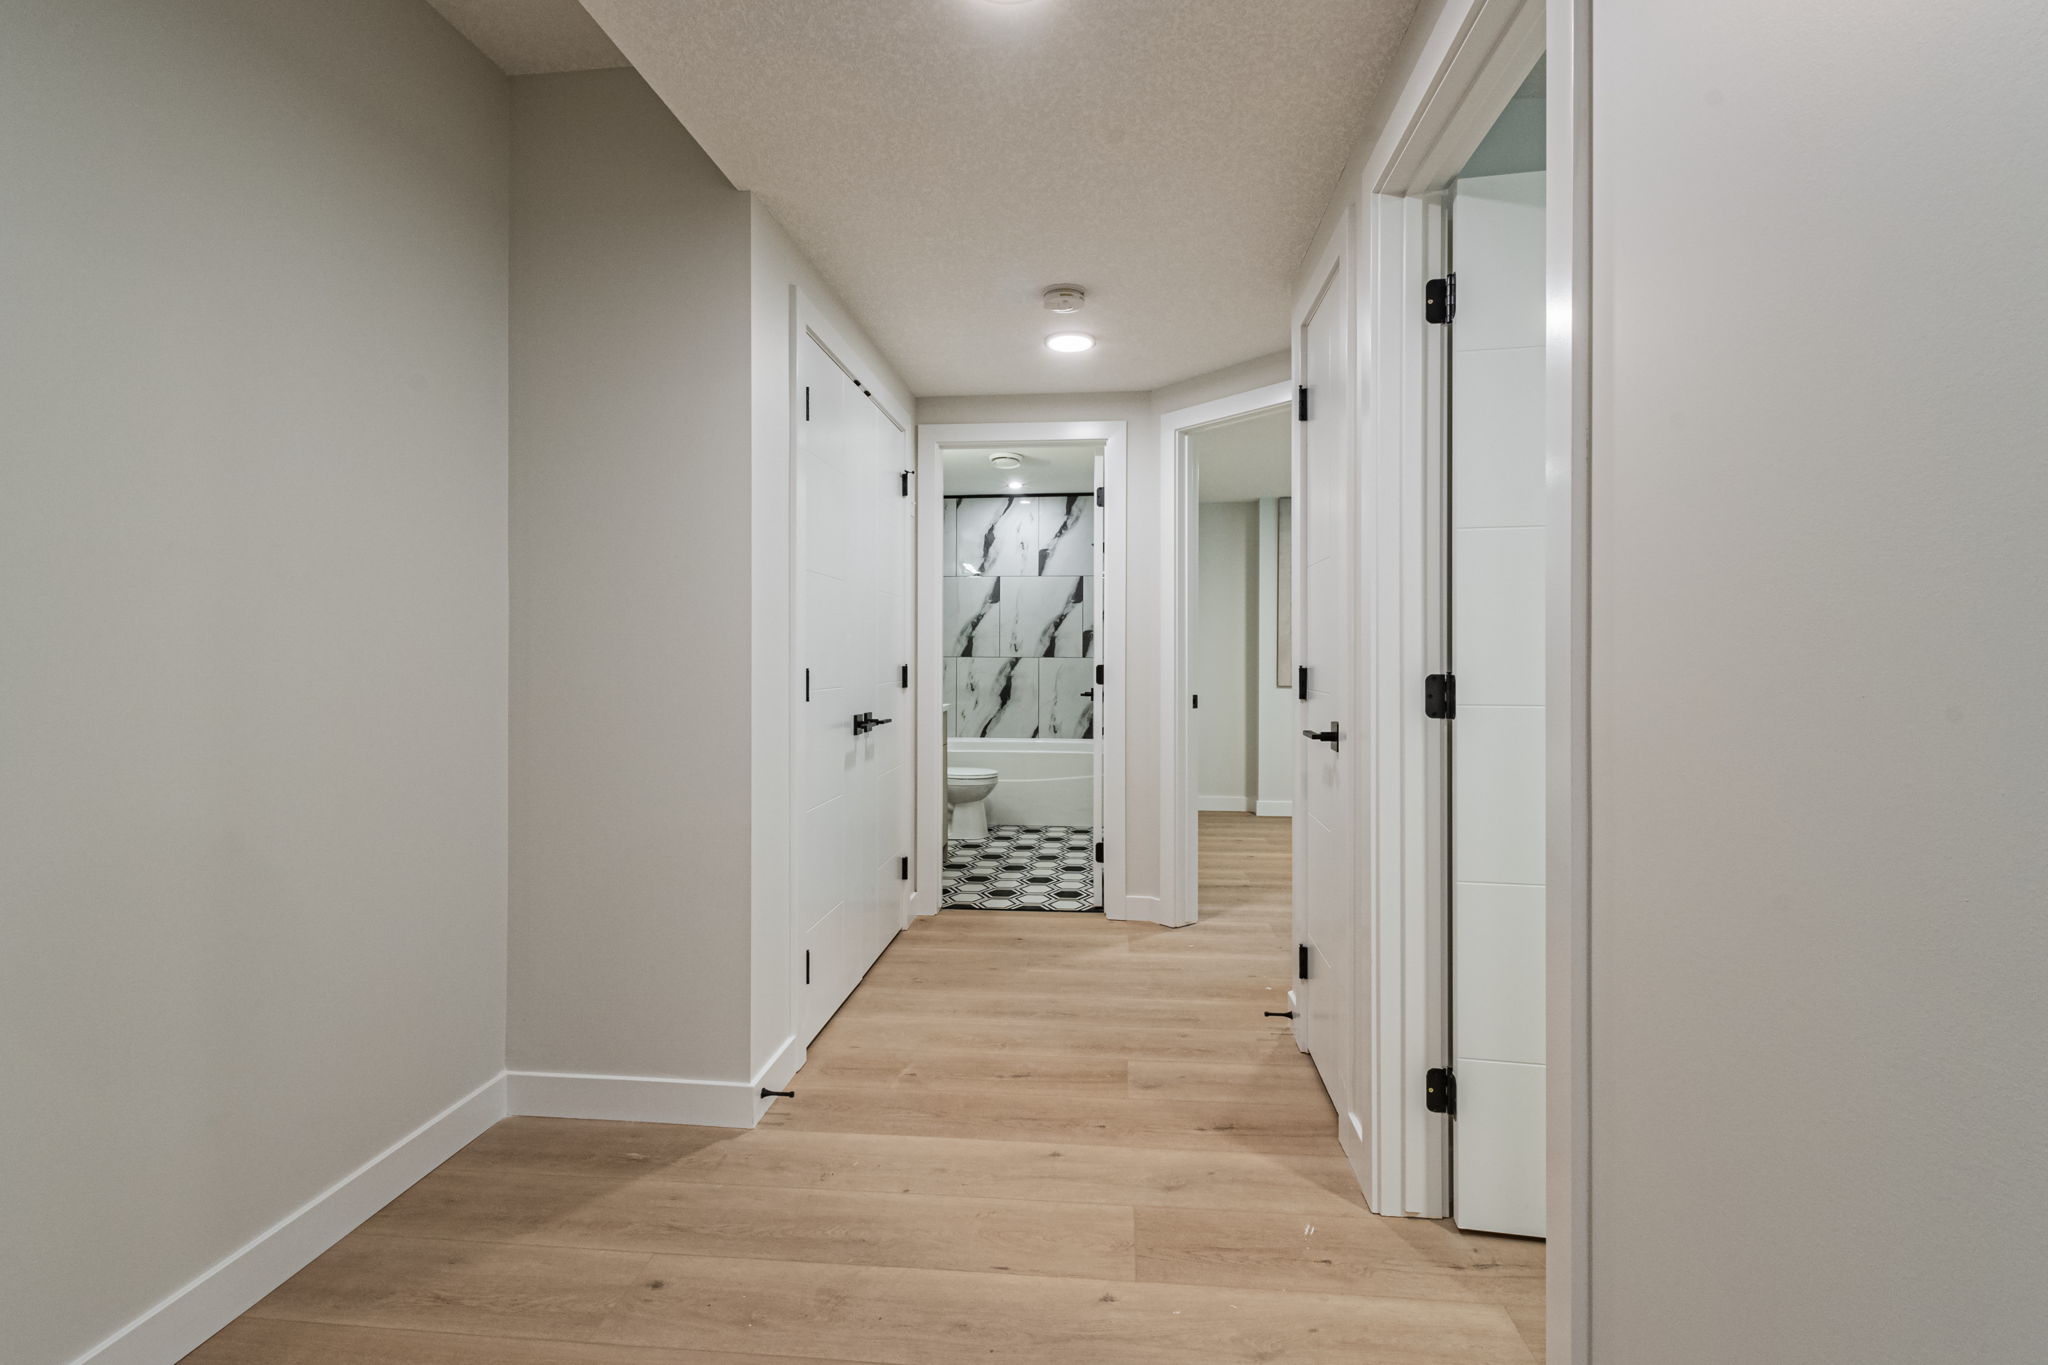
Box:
854 712 895 735
1302 723 1340 752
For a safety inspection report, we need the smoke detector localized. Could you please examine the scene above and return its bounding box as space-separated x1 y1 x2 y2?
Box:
1041 285 1086 314
987 452 1023 470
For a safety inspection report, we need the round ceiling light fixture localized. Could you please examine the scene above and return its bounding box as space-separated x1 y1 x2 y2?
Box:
1042 285 1086 314
987 451 1023 469
1045 331 1096 353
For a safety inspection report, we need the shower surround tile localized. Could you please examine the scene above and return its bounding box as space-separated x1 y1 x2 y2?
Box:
956 657 1039 738
1040 658 1096 739
954 496 1036 577
1003 576 1091 658
945 576 1004 657
1038 494 1094 575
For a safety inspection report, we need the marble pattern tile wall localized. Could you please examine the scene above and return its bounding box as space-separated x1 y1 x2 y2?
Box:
944 495 1096 739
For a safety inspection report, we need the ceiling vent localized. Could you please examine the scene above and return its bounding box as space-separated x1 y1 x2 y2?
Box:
1041 285 1086 314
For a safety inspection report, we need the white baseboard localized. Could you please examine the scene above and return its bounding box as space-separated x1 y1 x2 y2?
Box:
70 1071 508 1365
508 1067 762 1129
1255 799 1293 817
1198 795 1253 812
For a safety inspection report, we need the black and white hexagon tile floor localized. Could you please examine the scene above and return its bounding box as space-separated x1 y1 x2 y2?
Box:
941 825 1100 911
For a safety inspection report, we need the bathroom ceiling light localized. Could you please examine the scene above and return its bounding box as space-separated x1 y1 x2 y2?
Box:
1045 332 1095 353
1007 480 1024 490
987 452 1023 469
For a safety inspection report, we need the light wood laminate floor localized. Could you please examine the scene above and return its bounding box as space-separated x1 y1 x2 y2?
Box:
184 813 1543 1364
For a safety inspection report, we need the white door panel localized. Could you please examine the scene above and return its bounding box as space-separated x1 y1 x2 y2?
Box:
1449 881 1546 1065
795 332 912 1046
1448 168 1547 1236
1293 260 1353 1120
1450 1059 1546 1238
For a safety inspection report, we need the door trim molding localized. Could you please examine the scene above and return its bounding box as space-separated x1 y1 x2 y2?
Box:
1158 381 1294 930
913 420 1131 922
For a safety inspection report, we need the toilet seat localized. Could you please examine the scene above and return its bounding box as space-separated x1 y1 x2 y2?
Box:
946 766 998 780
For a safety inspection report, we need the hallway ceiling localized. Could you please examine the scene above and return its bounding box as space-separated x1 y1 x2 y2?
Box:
576 0 1420 396
425 0 625 74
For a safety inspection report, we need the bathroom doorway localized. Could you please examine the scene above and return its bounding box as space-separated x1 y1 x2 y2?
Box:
913 421 1127 919
934 441 1103 911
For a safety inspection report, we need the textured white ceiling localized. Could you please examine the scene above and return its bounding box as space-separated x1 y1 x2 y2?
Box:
1192 404 1291 501
424 0 625 75
580 0 1418 396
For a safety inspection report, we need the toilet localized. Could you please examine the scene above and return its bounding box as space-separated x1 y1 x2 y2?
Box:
944 766 1000 841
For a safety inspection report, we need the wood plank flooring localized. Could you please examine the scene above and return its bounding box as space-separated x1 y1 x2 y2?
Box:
183 813 1543 1364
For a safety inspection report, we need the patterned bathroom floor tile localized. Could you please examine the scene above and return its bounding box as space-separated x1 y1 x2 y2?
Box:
942 825 1100 912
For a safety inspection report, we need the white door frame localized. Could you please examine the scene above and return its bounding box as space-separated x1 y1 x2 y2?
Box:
1157 383 1294 929
913 421 1131 922
1338 0 1588 1360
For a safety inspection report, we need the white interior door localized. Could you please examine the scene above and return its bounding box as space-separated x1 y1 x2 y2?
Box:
1293 262 1354 1119
1091 453 1106 864
796 331 909 1045
1447 170 1548 1237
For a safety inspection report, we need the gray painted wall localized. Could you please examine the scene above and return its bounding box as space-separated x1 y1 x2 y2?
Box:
0 4 511 1361
1591 3 2048 1359
509 69 756 1083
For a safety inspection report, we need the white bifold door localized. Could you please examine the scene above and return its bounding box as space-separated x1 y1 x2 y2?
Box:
1447 170 1548 1236
1292 258 1356 1127
795 330 914 1047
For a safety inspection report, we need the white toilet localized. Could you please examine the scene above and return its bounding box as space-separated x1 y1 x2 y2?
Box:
945 766 1000 842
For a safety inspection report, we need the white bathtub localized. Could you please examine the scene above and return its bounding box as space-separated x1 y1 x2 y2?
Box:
948 736 1094 829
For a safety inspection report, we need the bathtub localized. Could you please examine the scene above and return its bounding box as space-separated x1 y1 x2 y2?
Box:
947 736 1094 829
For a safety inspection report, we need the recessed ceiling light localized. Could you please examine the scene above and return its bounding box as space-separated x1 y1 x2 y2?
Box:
1046 332 1095 353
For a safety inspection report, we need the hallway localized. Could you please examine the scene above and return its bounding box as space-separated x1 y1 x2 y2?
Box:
182 815 1541 1365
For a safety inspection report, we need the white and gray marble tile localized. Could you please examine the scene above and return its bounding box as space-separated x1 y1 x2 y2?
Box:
1037 494 1094 575
954 496 1036 577
943 498 958 576
1040 658 1096 739
943 657 958 734
945 576 1004 657
1002 575 1090 658
956 657 1040 738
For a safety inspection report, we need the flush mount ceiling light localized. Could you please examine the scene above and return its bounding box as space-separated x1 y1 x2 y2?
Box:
1045 332 1095 353
987 452 1023 469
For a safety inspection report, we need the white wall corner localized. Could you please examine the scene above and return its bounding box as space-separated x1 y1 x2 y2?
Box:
1255 799 1294 817
68 1072 509 1365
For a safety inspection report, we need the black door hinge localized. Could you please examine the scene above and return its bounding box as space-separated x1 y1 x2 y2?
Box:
1095 663 1104 686
803 949 811 985
1297 664 1309 701
1425 275 1456 324
1192 694 1199 709
1296 384 1310 421
1094 840 1104 863
804 667 810 702
900 470 912 496
899 855 910 881
1095 486 1104 508
1297 943 1310 979
1425 1066 1456 1115
900 664 910 689
803 386 810 421
1424 672 1456 720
